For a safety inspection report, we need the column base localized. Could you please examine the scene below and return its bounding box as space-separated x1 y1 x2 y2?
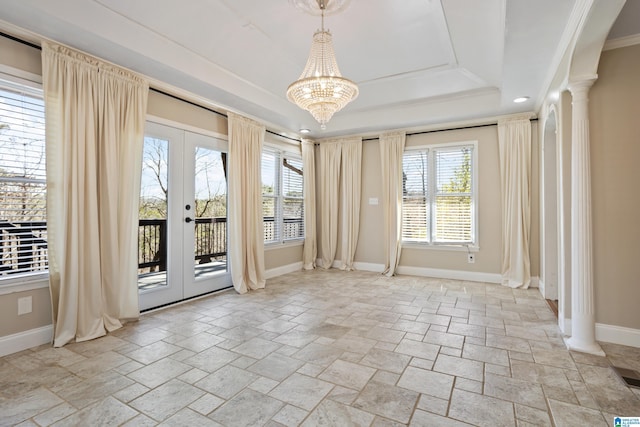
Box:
565 336 606 356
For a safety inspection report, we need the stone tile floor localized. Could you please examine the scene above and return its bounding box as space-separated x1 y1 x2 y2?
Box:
1 269 639 426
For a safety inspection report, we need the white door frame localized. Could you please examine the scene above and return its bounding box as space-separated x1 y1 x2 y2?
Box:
139 121 230 311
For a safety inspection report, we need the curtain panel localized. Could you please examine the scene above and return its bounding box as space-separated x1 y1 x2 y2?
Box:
317 136 363 270
319 141 341 269
227 112 266 293
42 42 148 347
497 116 532 288
301 139 317 270
379 131 406 276
339 139 362 271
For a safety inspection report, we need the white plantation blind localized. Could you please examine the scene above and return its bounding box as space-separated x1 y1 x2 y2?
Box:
434 147 473 243
282 156 304 240
261 147 304 244
402 144 475 245
402 149 430 242
262 148 280 243
0 81 48 279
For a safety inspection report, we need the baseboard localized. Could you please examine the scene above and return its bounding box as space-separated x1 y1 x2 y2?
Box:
265 262 303 279
538 278 545 296
396 266 502 284
311 260 537 286
353 262 385 273
312 259 386 273
596 323 640 348
0 324 53 357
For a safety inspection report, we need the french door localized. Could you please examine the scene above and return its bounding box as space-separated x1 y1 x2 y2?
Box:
138 121 231 311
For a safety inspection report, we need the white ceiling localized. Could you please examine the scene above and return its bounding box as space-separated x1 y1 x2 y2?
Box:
0 0 634 138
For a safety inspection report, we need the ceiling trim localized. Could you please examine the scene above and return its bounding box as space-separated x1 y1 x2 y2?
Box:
603 33 640 51
324 110 537 142
534 0 594 111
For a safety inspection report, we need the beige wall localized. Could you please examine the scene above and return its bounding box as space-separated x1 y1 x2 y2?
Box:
590 44 640 329
0 35 41 77
354 141 386 265
0 36 302 342
560 90 573 321
351 125 540 279
147 90 228 135
0 287 52 336
265 245 304 271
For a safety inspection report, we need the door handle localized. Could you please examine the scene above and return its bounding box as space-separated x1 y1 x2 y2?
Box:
185 217 194 223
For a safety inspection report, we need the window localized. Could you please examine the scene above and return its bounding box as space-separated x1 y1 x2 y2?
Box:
0 80 47 280
262 147 304 244
402 143 475 245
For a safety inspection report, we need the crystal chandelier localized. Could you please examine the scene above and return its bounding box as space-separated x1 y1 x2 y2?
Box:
287 0 358 129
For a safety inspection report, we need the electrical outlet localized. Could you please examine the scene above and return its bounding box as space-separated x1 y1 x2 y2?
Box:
467 253 475 264
18 296 32 315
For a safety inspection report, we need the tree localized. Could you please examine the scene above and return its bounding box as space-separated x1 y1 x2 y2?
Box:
139 138 168 220
441 148 471 194
437 148 472 242
138 140 228 271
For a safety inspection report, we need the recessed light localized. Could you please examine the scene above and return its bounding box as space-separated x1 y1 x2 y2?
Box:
299 128 311 134
513 96 530 103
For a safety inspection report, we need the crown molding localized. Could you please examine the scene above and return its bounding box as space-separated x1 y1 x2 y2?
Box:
603 33 640 51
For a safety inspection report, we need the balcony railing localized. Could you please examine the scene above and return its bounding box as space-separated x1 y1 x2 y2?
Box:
1 216 303 277
138 217 229 274
138 216 303 274
0 220 48 276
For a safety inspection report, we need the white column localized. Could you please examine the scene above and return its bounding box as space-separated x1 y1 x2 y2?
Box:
566 78 604 356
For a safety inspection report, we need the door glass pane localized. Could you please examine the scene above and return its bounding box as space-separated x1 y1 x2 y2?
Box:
138 137 169 290
193 147 227 280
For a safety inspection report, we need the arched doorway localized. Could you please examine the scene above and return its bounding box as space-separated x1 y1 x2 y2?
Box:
541 108 561 312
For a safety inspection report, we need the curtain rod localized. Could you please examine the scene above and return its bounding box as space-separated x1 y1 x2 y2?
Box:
0 31 41 50
361 118 538 142
146 89 305 143
1 31 538 144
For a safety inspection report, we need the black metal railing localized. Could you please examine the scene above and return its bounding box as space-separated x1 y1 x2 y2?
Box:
138 217 229 274
263 217 304 242
0 221 48 276
139 216 303 274
0 216 304 277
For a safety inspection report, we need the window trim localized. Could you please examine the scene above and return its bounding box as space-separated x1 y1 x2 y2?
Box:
0 77 49 287
402 140 479 248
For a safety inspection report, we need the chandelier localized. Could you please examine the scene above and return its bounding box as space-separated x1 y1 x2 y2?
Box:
287 0 358 129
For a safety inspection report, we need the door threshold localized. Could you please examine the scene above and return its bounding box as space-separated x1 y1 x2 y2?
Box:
141 285 234 314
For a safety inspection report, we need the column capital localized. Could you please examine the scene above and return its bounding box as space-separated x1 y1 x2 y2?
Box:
568 76 597 95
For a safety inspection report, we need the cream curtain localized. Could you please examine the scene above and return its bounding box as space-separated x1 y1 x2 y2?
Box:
318 137 363 270
228 112 266 294
379 131 406 276
339 138 362 271
301 139 317 270
42 42 148 347
498 116 532 288
319 141 341 269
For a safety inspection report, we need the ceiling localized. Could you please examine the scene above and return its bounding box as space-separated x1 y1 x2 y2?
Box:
0 0 636 138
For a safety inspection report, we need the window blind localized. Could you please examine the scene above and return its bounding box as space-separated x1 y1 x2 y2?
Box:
282 156 304 240
434 147 473 243
0 82 48 278
261 148 281 243
402 144 475 245
402 149 429 242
